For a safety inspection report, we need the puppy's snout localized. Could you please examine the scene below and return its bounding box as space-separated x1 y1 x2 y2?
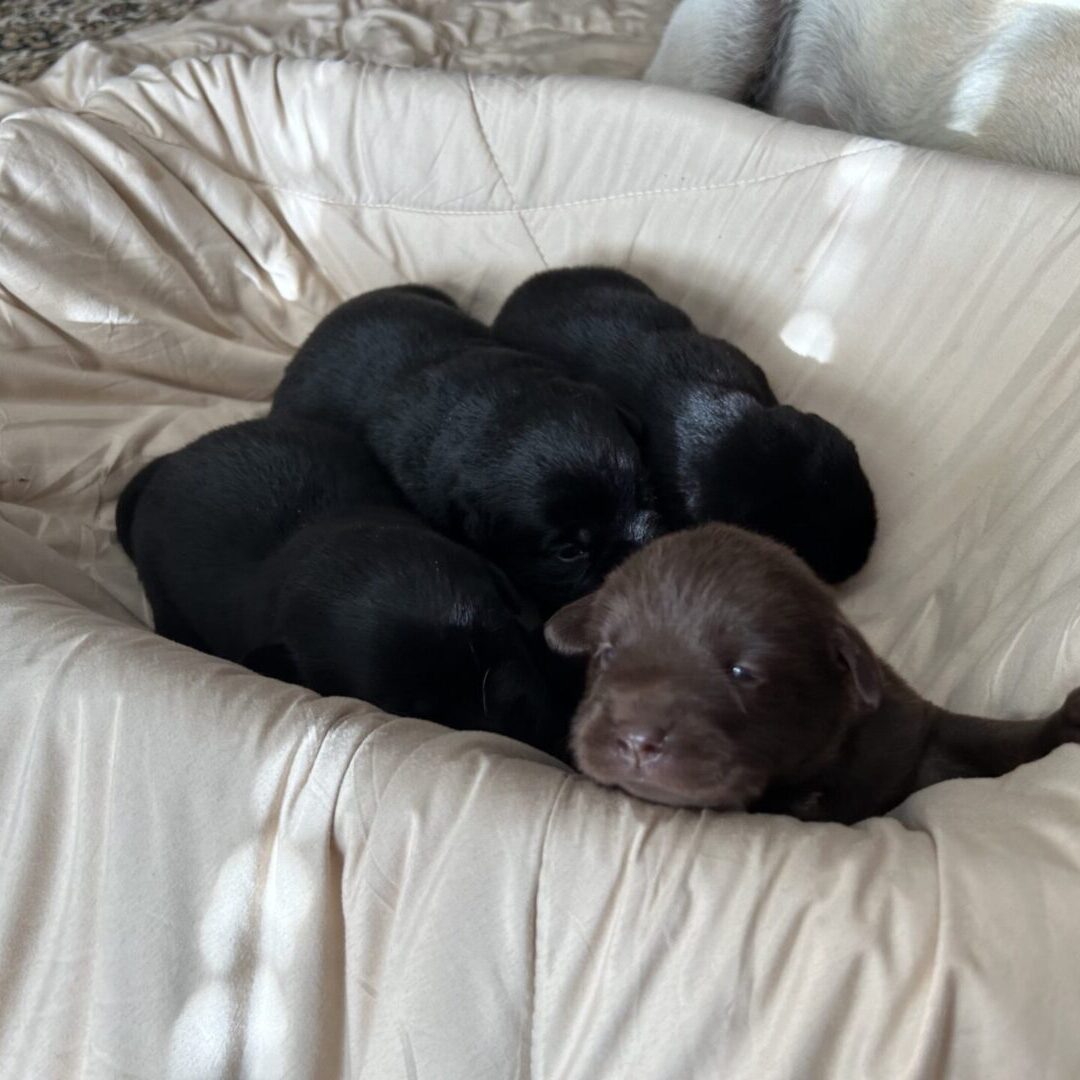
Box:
606 677 686 759
608 678 675 724
615 724 669 764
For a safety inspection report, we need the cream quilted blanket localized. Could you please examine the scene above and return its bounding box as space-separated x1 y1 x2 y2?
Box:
3 2 1080 1078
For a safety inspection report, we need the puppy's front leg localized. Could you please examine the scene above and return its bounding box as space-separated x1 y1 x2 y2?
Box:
916 689 1080 790
644 0 782 99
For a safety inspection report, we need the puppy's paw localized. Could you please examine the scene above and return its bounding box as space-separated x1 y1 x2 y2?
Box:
1063 687 1080 732
1048 687 1080 748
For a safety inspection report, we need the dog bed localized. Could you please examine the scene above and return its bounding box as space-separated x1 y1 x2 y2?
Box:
2 1 1080 1077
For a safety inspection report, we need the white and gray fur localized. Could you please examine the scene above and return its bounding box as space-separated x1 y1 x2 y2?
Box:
646 0 1080 176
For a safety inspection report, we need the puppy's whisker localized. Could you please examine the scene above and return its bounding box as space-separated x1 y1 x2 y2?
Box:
481 666 492 719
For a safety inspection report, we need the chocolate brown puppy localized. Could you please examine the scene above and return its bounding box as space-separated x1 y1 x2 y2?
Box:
546 524 1080 823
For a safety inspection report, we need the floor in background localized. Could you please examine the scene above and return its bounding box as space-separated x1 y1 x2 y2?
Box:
0 0 210 83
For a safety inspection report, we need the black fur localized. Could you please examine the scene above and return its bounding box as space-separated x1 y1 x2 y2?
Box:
493 267 876 583
117 417 566 754
271 285 658 610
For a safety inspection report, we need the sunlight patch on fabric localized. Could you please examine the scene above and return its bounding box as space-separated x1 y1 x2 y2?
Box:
780 311 836 364
259 843 317 969
198 842 258 975
167 982 235 1079
240 966 290 1076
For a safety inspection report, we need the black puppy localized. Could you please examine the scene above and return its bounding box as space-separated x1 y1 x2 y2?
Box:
493 267 876 584
116 417 565 754
271 285 658 611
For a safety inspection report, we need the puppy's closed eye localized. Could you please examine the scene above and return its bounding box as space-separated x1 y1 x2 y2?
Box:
553 541 588 563
549 526 593 562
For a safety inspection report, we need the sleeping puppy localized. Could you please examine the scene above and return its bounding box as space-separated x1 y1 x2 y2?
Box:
271 285 658 611
116 417 566 754
546 524 1080 823
493 266 875 583
645 0 1080 177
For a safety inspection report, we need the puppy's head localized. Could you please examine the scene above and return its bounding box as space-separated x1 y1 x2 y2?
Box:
257 522 564 752
494 384 660 611
691 401 876 584
544 524 881 810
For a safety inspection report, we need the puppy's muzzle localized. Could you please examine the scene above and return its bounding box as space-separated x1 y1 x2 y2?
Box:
576 678 764 810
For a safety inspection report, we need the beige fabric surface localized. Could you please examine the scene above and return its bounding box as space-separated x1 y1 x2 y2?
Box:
3 2 1080 1078
0 0 674 115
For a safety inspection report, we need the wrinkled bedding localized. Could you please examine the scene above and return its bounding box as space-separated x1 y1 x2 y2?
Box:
3 1 1080 1077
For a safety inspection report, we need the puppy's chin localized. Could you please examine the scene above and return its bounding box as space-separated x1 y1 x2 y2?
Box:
572 736 766 812
612 778 751 812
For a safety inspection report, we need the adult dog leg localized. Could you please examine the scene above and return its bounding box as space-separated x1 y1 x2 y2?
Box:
645 0 783 99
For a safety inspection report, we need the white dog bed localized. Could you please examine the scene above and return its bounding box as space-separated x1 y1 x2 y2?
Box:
2 1 1080 1077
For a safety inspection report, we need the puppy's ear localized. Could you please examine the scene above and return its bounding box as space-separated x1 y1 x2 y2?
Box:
544 593 598 656
832 621 882 712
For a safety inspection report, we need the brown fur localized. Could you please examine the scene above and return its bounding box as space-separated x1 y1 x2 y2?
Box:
546 524 1080 822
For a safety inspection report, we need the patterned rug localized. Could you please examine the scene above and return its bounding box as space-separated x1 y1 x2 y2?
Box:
0 0 211 84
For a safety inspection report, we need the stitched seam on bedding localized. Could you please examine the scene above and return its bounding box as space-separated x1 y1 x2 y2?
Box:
464 72 550 268
70 112 891 216
528 772 571 1080
226 141 889 214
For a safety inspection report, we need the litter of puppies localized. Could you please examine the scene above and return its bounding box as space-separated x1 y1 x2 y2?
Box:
118 267 1078 822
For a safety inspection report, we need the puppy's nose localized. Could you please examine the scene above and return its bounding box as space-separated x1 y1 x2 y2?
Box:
615 726 668 765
